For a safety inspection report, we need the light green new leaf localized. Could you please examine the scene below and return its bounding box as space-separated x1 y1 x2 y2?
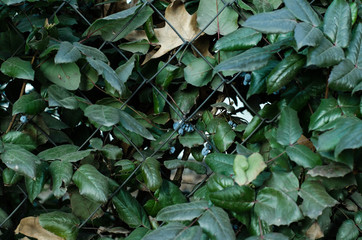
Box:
39 211 80 240
198 206 235 240
184 57 215 87
25 163 47 202
329 59 362 91
156 201 209 221
40 60 81 90
12 92 46 115
119 110 155 140
112 189 151 228
50 161 73 198
2 131 36 151
294 22 324 50
307 37 345 67
83 5 153 42
197 0 238 36
179 131 204 148
1 143 38 179
336 220 359 240
48 85 79 110
54 41 81 64
284 0 321 26
323 0 351 48
214 120 236 152
164 160 206 174
243 8 296 33
141 157 162 192
214 28 262 51
255 187 303 226
1 57 34 80
72 164 109 203
265 171 299 201
84 104 120 127
277 107 302 146
233 153 266 185
286 145 322 168
266 54 305 94
209 185 255 213
214 47 272 73
299 181 338 219
205 153 235 176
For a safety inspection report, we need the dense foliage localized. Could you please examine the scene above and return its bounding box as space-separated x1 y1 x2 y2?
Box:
0 0 362 239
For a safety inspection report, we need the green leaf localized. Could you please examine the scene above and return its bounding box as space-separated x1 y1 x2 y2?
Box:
39 211 80 240
323 0 351 48
83 5 153 42
184 57 216 87
86 57 126 95
100 144 123 160
336 219 359 240
40 60 81 90
245 233 289 240
119 40 150 54
115 55 135 84
144 180 187 216
164 160 206 174
1 0 25 5
243 8 297 34
205 153 235 176
126 228 151 240
113 189 151 228
70 190 103 220
309 98 343 131
214 28 262 51
38 144 78 160
284 0 321 26
294 22 324 50
141 157 162 192
335 121 362 158
286 145 322 168
255 187 303 226
157 201 208 221
73 42 108 62
119 110 155 140
48 85 79 110
25 162 47 202
307 37 345 67
299 180 338 219
72 164 109 203
84 104 120 127
214 120 236 152
308 163 352 178
265 171 299 201
214 47 272 73
198 206 235 240
12 92 46 115
233 153 267 185
54 41 82 64
143 223 198 240
209 185 255 213
1 144 37 179
170 88 199 121
0 208 12 229
0 57 34 80
207 174 234 192
276 107 302 146
2 131 37 151
197 0 238 36
266 54 305 94
346 23 362 65
328 59 362 91
50 161 73 198
179 131 204 148
2 168 23 186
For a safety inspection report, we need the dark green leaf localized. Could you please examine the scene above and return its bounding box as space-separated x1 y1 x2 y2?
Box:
38 144 78 160
54 41 81 64
179 131 204 148
170 88 199 121
84 104 120 127
210 185 255 213
308 163 352 178
72 164 109 203
2 168 23 186
242 8 297 33
266 54 305 94
12 92 46 115
286 145 322 168
346 23 362 65
125 228 151 240
39 211 80 240
284 0 321 26
299 180 338 219
100 144 123 160
329 59 362 91
40 60 81 90
309 98 342 131
214 120 236 152
265 171 299 201
119 110 155 140
294 22 324 50
336 219 359 240
323 0 351 48
214 28 262 51
245 233 289 240
73 42 108 62
119 40 150 54
207 174 234 192
115 55 135 84
205 153 235 176
50 161 73 198
277 107 302 146
142 222 186 240
335 122 362 158
0 208 12 229
0 57 34 80
25 163 47 202
48 85 79 110
113 189 151 228
307 37 345 67
164 160 206 174
2 131 36 151
184 57 215 87
198 206 235 240
156 201 208 221
141 157 162 192
255 187 303 226
70 190 103 220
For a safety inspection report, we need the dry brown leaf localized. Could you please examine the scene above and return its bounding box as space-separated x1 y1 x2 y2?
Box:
125 0 201 62
15 217 64 240
306 222 324 239
297 135 315 151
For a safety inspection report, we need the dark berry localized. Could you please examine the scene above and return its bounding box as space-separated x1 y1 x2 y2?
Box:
206 143 212 150
201 147 210 156
178 128 184 136
173 121 180 130
20 116 28 123
228 120 233 126
169 146 176 154
273 90 279 95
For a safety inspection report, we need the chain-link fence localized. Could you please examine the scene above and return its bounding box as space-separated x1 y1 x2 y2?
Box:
0 0 281 237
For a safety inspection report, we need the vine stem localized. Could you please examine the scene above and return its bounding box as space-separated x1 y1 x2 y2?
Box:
5 81 26 134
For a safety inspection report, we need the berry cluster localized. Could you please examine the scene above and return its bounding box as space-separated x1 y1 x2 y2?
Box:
228 120 237 129
173 121 195 136
242 73 251 86
201 143 212 156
